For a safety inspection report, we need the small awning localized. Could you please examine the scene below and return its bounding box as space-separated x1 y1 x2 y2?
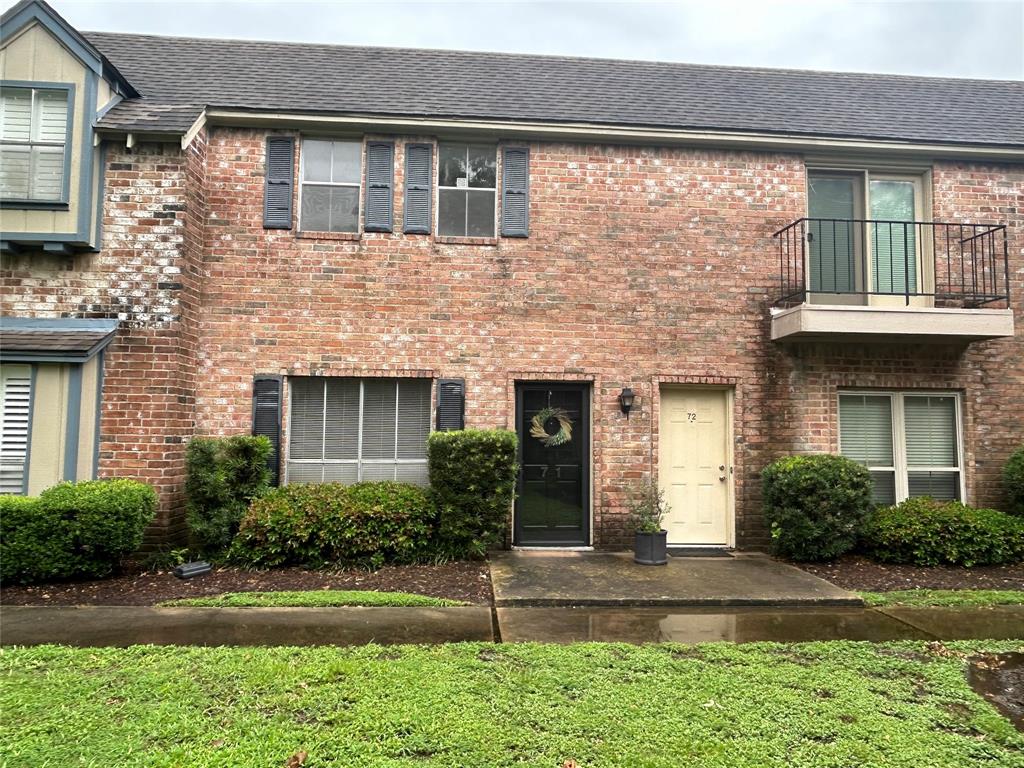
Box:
0 318 119 363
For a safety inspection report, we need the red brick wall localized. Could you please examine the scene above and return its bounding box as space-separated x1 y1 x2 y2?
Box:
3 128 1021 549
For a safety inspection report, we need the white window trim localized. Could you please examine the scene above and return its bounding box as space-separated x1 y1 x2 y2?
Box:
297 137 362 234
436 142 498 238
283 377 430 484
838 389 965 503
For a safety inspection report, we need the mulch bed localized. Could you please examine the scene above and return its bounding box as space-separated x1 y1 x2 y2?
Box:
0 561 493 606
796 555 1024 592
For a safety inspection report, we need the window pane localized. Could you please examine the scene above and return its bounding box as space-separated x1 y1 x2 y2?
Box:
908 471 959 501
361 379 397 460
288 378 324 460
839 394 893 467
302 140 332 182
438 188 467 236
323 378 359 460
286 462 324 485
468 146 496 188
438 144 467 187
397 379 431 459
34 90 67 143
0 145 30 198
322 463 359 484
904 395 957 467
870 181 918 295
30 146 64 200
869 471 897 506
0 88 32 142
467 191 495 237
331 141 361 184
328 186 359 233
361 462 398 481
300 185 331 231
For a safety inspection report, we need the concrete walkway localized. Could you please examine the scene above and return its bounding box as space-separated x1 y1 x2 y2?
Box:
0 606 494 647
489 550 861 606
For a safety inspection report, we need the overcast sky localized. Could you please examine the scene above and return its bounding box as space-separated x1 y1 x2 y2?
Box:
14 0 1024 80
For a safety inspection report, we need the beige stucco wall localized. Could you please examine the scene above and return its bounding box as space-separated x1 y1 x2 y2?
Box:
26 362 68 494
0 21 87 236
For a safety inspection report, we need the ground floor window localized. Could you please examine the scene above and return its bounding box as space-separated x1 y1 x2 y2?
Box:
286 377 431 485
0 364 32 494
839 391 962 505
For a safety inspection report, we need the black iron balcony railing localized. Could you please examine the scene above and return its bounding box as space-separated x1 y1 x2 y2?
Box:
773 219 1010 309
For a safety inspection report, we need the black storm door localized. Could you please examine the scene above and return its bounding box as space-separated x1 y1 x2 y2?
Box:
514 383 590 546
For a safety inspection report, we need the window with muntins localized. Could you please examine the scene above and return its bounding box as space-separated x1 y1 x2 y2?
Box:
300 138 361 232
437 143 496 237
0 365 32 495
286 377 431 485
839 391 962 505
0 87 69 202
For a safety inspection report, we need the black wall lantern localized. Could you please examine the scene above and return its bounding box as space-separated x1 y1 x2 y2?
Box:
619 387 636 419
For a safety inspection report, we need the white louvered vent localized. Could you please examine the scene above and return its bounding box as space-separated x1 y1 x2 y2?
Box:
0 366 32 495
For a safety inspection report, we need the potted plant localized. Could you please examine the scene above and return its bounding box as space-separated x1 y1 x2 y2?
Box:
630 481 670 565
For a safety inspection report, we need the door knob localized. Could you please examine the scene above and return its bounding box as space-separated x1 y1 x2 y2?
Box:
719 475 726 482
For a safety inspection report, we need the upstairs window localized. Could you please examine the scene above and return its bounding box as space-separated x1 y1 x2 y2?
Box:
437 143 496 237
839 391 962 505
299 138 361 232
286 377 432 485
0 86 69 202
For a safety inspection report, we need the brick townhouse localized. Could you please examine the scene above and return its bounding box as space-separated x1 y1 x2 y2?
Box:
1 0 1021 549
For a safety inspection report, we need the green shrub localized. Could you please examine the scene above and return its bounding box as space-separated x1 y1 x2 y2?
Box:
862 497 1024 566
185 435 271 555
762 454 873 562
228 481 434 568
427 429 518 558
1003 445 1024 517
0 479 157 584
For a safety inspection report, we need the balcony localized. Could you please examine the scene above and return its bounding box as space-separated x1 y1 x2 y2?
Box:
770 218 1014 342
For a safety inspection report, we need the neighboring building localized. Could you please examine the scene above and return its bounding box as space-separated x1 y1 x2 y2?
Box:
1 0 1021 548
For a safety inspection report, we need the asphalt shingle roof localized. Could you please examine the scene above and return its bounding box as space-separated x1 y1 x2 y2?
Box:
83 31 1024 147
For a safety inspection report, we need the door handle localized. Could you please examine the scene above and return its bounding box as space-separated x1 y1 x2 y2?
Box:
719 475 726 482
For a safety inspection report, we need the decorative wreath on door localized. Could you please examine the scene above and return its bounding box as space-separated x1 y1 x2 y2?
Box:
530 407 573 447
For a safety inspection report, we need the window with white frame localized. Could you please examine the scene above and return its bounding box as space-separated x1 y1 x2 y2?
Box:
299 138 361 232
286 377 431 485
0 86 69 202
437 143 496 237
0 365 32 495
839 391 962 505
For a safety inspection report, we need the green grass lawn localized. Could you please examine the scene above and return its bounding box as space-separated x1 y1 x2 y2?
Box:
2 641 1022 767
159 590 468 608
861 589 1024 608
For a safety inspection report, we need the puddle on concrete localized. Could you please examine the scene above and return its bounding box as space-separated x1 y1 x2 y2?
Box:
969 653 1024 732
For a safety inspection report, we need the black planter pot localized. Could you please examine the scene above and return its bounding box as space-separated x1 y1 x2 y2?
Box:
634 530 668 565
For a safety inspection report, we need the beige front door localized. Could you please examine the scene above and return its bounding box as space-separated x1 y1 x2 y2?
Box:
658 387 731 545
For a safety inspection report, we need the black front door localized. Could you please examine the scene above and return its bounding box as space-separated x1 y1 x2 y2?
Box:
514 383 590 546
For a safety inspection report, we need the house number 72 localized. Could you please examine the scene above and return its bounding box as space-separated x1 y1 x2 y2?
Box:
687 412 697 422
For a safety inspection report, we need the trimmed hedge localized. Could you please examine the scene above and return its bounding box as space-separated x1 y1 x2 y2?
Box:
185 435 272 555
1004 445 1024 517
427 429 518 558
228 481 433 568
0 479 157 584
762 454 874 562
862 497 1024 567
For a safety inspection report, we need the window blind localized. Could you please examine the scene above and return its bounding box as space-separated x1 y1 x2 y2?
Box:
904 395 958 501
0 365 32 495
839 393 896 505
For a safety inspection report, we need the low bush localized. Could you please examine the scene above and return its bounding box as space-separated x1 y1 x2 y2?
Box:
185 435 272 556
861 497 1024 567
1003 445 1024 517
0 479 157 584
228 481 434 568
427 429 518 558
762 454 874 562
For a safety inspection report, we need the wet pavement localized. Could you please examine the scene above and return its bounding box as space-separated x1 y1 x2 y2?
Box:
2 604 1021 647
0 606 494 647
489 550 861 606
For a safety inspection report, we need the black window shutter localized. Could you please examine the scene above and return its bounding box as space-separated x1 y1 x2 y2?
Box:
501 146 529 237
252 375 282 485
263 137 295 229
364 141 394 232
403 143 432 234
436 378 465 431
